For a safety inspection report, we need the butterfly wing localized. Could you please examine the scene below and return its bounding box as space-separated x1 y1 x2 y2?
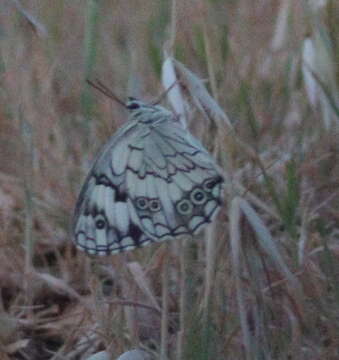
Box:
73 113 224 256
125 120 224 242
73 121 156 255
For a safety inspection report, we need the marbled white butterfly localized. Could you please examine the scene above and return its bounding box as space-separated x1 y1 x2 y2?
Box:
72 82 224 255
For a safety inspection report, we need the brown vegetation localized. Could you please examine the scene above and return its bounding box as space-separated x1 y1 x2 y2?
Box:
0 0 338 359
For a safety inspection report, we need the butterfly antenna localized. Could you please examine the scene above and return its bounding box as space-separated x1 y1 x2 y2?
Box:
86 79 126 108
151 80 180 105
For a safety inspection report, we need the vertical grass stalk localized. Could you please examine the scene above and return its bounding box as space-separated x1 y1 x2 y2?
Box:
82 0 100 144
160 250 169 360
21 117 34 274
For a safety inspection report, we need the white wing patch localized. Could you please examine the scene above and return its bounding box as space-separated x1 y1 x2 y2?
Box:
73 101 224 255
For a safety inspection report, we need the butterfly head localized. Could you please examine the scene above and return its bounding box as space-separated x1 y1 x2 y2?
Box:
126 97 172 123
126 97 145 110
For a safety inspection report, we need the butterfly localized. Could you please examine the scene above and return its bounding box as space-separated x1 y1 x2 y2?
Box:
73 86 224 255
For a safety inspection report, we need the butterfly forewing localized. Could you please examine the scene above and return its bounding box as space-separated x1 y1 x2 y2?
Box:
73 100 224 255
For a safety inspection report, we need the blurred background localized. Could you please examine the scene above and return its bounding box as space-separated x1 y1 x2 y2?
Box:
0 0 338 359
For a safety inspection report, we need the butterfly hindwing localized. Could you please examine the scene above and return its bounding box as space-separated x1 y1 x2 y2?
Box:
73 100 224 255
126 121 224 242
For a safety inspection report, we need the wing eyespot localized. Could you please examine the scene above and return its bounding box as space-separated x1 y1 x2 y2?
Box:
190 188 207 205
149 199 161 212
95 218 106 230
176 199 193 215
136 197 149 210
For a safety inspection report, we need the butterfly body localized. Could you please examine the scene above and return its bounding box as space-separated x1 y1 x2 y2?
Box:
73 99 224 255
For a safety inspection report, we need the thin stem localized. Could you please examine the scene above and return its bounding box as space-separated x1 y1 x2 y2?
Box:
160 250 169 360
